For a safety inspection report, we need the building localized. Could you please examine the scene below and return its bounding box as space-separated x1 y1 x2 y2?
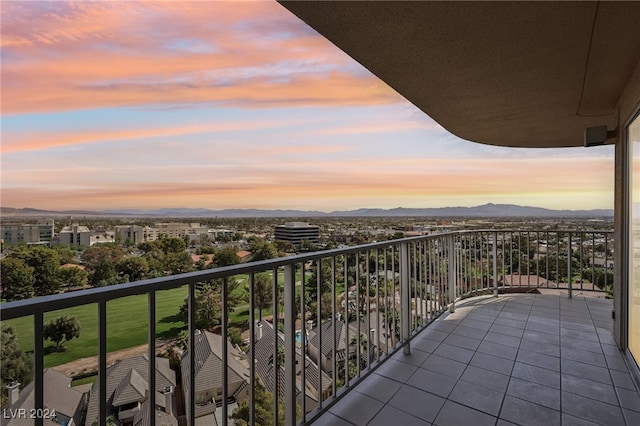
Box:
180 331 250 425
115 225 145 245
2 369 87 426
58 224 91 246
85 355 177 426
274 222 319 248
1 220 54 246
154 223 191 239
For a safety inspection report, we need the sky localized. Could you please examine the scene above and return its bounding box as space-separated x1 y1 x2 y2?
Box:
0 0 615 212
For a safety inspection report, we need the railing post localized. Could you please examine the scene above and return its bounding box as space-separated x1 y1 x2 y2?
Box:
449 235 456 313
493 231 498 297
400 242 411 355
284 264 296 426
567 233 573 299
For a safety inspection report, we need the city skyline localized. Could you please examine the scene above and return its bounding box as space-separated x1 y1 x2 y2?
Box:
1 0 614 213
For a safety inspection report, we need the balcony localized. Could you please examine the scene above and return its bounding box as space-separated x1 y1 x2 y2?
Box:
1 229 626 426
315 293 635 426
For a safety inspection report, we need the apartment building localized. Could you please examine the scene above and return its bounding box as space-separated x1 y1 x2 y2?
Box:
1 220 54 245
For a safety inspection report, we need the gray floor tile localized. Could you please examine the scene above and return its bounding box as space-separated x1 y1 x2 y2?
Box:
429 320 459 333
467 312 497 324
421 329 450 343
313 412 356 426
433 400 497 426
388 385 446 423
367 405 430 426
499 395 561 426
459 319 492 332
420 354 467 379
406 367 457 398
561 336 605 354
561 358 612 385
610 369 638 391
617 386 640 412
560 413 601 426
460 365 510 393
374 359 419 383
393 348 431 367
511 362 560 389
470 351 515 376
448 380 504 416
490 323 525 338
606 354 630 372
452 324 487 339
524 321 559 336
354 373 403 403
560 327 600 342
433 342 474 364
329 391 385 425
559 321 596 333
507 377 560 410
561 391 625 425
494 317 527 329
623 408 640 425
561 347 606 367
413 337 441 353
523 329 561 345
520 339 560 357
516 349 560 372
484 331 521 348
477 340 518 360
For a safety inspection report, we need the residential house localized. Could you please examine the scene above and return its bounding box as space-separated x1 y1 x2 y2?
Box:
1 368 86 426
251 320 332 413
84 355 177 426
180 331 250 425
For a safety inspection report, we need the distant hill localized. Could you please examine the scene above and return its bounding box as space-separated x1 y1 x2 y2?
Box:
1 203 614 218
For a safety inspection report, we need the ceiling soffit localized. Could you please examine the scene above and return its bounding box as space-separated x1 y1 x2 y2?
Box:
280 1 640 148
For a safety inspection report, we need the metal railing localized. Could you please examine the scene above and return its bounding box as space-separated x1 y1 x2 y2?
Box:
0 229 613 425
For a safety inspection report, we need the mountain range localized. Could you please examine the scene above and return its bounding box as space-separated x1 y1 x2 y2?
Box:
0 203 613 218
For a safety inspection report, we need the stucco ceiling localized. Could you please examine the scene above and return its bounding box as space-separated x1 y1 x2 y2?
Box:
279 1 640 148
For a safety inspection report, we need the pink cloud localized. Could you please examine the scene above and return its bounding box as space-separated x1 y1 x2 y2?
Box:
1 1 399 115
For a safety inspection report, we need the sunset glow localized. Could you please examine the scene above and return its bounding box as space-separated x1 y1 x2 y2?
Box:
1 0 614 212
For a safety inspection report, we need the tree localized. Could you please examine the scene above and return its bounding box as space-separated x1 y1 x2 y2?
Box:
116 256 149 281
1 324 33 407
249 242 277 262
57 266 88 291
10 246 61 296
180 278 245 329
43 315 80 351
231 384 286 426
214 247 241 267
253 272 273 320
1 257 35 301
81 246 125 286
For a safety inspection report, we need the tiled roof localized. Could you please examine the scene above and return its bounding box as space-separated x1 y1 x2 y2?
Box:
3 369 85 426
85 354 176 426
112 368 147 407
180 331 250 418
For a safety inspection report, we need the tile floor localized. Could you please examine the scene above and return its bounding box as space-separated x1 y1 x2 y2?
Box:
311 293 640 426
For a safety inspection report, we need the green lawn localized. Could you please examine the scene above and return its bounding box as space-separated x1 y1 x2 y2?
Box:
4 286 188 367
3 269 313 368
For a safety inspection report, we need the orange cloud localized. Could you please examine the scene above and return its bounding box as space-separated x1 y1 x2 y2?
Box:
1 1 398 115
1 155 613 211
